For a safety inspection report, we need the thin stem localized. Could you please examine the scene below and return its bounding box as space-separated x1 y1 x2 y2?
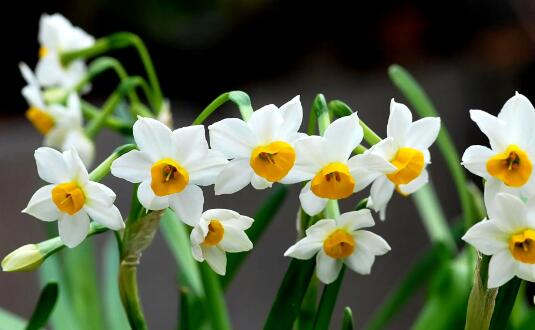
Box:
199 263 232 330
359 120 382 146
81 101 131 133
89 144 137 182
118 264 147 330
192 91 254 125
313 267 346 330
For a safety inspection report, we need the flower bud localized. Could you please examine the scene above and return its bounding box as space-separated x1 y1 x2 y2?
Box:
2 244 44 272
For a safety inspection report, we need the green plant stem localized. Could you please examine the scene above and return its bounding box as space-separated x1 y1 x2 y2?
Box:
89 144 137 181
118 264 146 330
192 91 254 125
359 120 382 146
61 32 163 113
313 267 346 330
81 101 132 133
464 255 496 330
199 263 232 330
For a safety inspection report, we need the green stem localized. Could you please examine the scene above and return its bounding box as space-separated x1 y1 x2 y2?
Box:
313 267 346 330
464 255 496 330
118 264 146 330
199 263 232 330
359 120 381 146
192 91 254 125
89 144 137 182
81 101 131 133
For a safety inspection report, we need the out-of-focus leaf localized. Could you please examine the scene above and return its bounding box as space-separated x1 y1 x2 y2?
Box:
464 255 497 330
0 308 25 330
103 237 130 329
341 307 354 330
25 283 58 330
489 278 522 330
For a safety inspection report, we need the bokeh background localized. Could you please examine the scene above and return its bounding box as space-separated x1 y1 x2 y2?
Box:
2 0 535 329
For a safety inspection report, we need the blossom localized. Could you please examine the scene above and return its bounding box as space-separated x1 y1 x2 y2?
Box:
35 13 94 89
462 92 535 206
289 113 396 216
208 96 304 194
463 193 535 288
284 210 390 284
23 147 124 248
2 244 44 272
366 99 440 219
190 209 253 275
111 117 228 226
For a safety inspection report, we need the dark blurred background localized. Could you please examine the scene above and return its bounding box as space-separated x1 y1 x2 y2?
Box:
2 0 535 329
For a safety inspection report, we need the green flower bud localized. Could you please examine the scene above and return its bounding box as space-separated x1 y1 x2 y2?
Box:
2 244 44 272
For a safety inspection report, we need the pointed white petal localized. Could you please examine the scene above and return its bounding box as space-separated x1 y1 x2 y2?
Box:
284 237 322 259
62 130 95 168
470 110 507 151
137 180 169 211
368 137 398 162
218 226 253 252
110 150 152 183
398 170 429 195
406 117 440 150
337 210 375 231
461 145 494 178
84 181 116 205
462 220 508 255
214 159 253 195
84 203 124 230
344 246 375 275
34 147 69 183
171 125 208 165
169 185 204 226
498 92 535 146
23 184 60 221
516 263 535 283
132 117 172 161
187 150 228 186
22 85 45 109
368 176 395 218
58 211 90 248
208 118 256 159
19 62 40 87
251 174 273 190
324 113 363 161
487 250 516 288
62 149 89 185
353 231 391 255
304 219 337 240
387 99 412 143
299 182 328 216
278 95 303 138
491 193 528 233
315 250 343 284
203 246 227 275
247 105 284 144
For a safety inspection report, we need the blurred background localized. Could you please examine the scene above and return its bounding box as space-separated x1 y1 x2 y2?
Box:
2 0 535 329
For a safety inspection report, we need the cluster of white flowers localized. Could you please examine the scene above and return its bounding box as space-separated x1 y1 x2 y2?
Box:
462 93 535 288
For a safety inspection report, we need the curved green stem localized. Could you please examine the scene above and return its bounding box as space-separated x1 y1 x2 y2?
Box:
81 101 131 133
192 91 254 125
89 144 137 182
118 264 146 330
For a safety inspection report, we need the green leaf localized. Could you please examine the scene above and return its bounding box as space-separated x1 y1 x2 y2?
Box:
295 276 319 330
489 278 522 330
103 237 130 329
0 308 26 330
160 209 204 297
264 258 316 329
313 267 346 329
341 307 354 330
25 283 59 330
222 185 288 289
199 264 232 330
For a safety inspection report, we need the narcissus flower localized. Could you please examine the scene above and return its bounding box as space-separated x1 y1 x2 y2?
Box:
209 96 304 194
190 209 254 275
284 210 390 284
462 93 535 206
367 99 440 219
289 113 396 216
23 148 124 248
36 13 94 89
111 117 228 225
463 193 535 288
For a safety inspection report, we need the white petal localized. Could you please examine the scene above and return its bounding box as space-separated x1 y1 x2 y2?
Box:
191 243 204 262
218 226 253 252
137 180 169 211
487 250 516 288
19 62 40 87
305 219 337 240
203 246 227 275
251 174 273 190
34 147 69 183
84 203 124 230
344 246 375 275
84 181 116 204
516 263 535 283
368 137 398 161
62 149 89 185
299 182 328 216
483 178 501 214
169 185 204 226
462 220 508 255
278 95 303 138
208 118 256 159
133 117 173 161
247 105 284 144
62 131 95 168
387 99 412 143
353 231 391 255
188 150 229 186
348 153 396 192
214 159 253 195
22 85 45 109
490 193 528 233
110 150 152 183
461 145 494 178
171 125 208 166
498 92 535 146
286 136 327 181
23 185 60 221
35 54 63 87
368 176 395 219
324 113 363 161
284 237 322 259
336 210 375 231
470 110 507 152
316 250 343 284
406 117 440 150
58 211 90 248
398 170 429 195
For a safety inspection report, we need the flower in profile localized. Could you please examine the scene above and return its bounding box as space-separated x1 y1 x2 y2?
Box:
190 209 253 275
366 99 440 219
111 117 228 226
463 193 535 288
23 148 124 248
284 210 390 284
35 13 94 89
209 96 304 194
462 92 535 206
289 113 396 216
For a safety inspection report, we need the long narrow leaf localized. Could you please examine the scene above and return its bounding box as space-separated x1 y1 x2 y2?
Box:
0 308 26 330
103 236 130 329
199 264 231 330
341 307 354 330
25 282 58 330
313 267 346 329
489 278 522 330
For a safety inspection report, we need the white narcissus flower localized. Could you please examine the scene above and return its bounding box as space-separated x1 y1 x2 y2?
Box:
36 13 94 89
366 99 440 220
463 193 535 288
462 92 535 206
190 209 254 275
284 210 390 284
23 147 124 248
111 117 228 226
209 96 304 194
289 113 396 216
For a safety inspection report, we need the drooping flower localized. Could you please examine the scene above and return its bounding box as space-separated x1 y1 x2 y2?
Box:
366 99 440 220
190 209 253 275
463 193 535 288
209 96 304 194
111 117 228 226
35 13 94 89
284 210 390 284
23 147 124 248
289 113 396 216
462 92 535 206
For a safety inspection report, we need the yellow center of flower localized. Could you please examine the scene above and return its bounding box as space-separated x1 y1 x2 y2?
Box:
386 147 425 185
25 107 55 135
311 162 355 199
150 158 189 197
323 229 355 259
486 145 532 187
39 47 48 58
250 141 296 182
509 229 535 264
51 182 85 215
203 220 224 246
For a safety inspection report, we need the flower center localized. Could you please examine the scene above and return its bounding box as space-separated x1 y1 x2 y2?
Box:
51 182 85 215
25 107 55 135
150 158 189 196
203 220 224 246
487 145 532 187
323 229 355 259
386 147 424 185
250 141 296 182
39 47 48 58
509 229 535 264
311 162 355 199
